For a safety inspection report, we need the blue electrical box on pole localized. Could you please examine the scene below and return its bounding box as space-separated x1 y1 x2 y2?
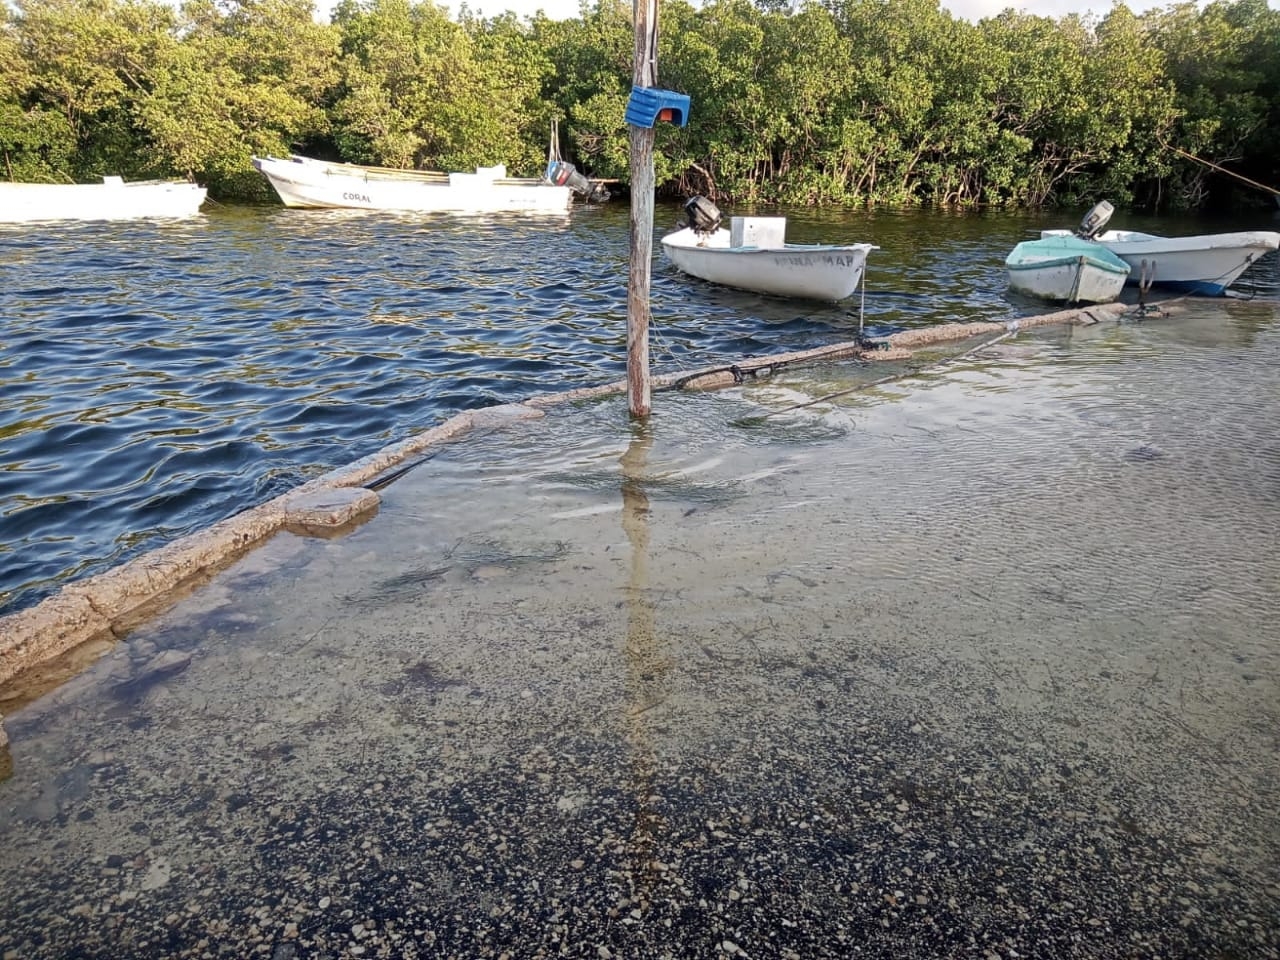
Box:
624 86 691 128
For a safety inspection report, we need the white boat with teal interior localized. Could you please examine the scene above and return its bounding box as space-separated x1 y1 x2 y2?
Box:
1005 238 1130 305
1039 221 1280 296
0 176 207 224
661 197 876 302
1005 202 1130 304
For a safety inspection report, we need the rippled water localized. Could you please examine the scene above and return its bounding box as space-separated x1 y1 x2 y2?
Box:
1 202 1277 616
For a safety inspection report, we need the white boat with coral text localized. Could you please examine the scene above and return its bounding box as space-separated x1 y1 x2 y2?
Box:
252 154 577 215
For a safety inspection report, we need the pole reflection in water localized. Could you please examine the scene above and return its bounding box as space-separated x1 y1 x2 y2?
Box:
0 731 10 784
619 422 671 911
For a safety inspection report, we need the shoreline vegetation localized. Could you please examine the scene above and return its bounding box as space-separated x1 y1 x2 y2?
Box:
1 0 1278 211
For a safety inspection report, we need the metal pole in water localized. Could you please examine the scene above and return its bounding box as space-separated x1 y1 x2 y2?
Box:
626 0 659 419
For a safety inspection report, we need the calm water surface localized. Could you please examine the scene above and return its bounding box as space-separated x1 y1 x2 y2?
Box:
2 202 1278 615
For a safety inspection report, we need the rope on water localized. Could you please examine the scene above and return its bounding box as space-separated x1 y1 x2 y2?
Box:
669 362 752 390
1129 252 1264 314
648 320 692 372
651 294 1199 404
687 300 1166 423
1161 139 1280 204
752 328 1018 421
664 335 893 393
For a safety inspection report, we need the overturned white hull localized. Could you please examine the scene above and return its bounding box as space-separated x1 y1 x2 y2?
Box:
1040 228 1280 295
251 154 572 215
0 177 207 224
660 225 875 302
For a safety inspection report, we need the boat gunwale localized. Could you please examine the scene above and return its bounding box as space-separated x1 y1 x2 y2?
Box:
1039 227 1280 254
254 155 555 190
660 230 875 258
1005 254 1130 276
662 242 876 256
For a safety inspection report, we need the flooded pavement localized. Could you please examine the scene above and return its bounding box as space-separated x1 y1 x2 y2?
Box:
1 303 1278 959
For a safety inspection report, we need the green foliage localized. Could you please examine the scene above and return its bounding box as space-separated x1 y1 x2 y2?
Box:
1 0 1276 208
532 0 633 178
138 0 341 196
0 7 76 180
0 102 77 181
330 0 554 175
12 0 174 178
1145 0 1280 208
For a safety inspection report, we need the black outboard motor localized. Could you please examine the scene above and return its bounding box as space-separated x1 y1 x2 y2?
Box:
1076 200 1114 240
683 195 722 235
545 160 609 202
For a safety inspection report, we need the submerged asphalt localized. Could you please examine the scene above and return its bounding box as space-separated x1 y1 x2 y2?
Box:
0 306 1278 960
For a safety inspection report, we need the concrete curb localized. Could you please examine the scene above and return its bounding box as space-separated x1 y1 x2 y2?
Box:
0 301 1136 688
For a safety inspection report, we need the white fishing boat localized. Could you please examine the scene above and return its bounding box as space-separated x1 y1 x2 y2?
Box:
0 176 207 224
1040 221 1280 296
251 154 581 215
661 198 876 302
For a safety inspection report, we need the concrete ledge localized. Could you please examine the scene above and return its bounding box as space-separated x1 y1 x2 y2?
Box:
0 594 109 687
526 382 629 408
283 487 382 539
283 487 382 529
884 302 1127 349
0 414 484 688
301 411 479 490
467 403 547 429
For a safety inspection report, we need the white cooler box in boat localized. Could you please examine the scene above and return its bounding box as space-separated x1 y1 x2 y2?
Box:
730 216 786 249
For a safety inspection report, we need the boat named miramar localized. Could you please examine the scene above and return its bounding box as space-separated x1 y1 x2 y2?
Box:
661 197 877 302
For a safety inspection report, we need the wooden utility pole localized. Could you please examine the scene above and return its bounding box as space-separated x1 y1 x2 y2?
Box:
626 0 659 419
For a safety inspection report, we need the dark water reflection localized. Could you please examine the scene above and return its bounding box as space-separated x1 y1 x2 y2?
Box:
1 202 1277 615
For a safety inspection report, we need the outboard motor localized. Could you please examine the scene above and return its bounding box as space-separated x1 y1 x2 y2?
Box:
545 160 609 202
1076 200 1114 240
683 195 722 235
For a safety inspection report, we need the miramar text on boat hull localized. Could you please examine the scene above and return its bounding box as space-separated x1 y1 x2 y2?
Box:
1005 235 1131 304
661 207 876 303
1039 228 1280 295
0 177 207 224
250 154 574 215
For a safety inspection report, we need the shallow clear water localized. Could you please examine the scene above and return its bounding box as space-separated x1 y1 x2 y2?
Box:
1 203 1277 615
0 305 1276 958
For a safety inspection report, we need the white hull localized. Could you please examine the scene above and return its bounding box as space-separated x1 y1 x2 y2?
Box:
1040 228 1280 295
1006 236 1130 304
660 227 874 301
252 155 572 215
0 177 207 224
1007 259 1128 303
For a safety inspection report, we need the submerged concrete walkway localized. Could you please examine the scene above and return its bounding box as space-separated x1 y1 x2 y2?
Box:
1 302 1278 959
0 303 1130 694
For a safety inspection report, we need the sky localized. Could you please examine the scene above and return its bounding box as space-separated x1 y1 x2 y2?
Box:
443 0 1279 22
